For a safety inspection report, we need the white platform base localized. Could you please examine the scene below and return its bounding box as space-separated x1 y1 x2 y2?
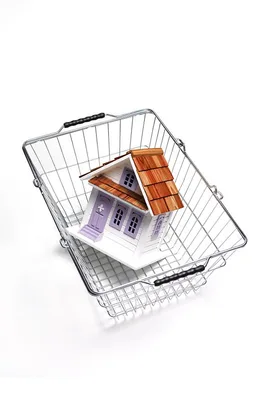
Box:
66 225 168 271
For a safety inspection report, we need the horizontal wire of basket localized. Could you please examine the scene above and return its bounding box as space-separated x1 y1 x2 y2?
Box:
23 109 247 317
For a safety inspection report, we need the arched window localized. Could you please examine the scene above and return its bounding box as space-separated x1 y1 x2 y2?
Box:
124 210 143 239
109 203 127 230
128 215 139 234
114 208 124 226
152 215 165 239
120 168 138 191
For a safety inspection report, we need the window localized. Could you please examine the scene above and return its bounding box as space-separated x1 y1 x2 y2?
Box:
120 168 138 191
124 172 135 188
152 215 165 239
109 203 128 230
124 210 143 239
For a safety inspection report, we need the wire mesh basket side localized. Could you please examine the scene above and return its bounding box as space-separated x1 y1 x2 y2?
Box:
23 109 247 317
98 254 229 317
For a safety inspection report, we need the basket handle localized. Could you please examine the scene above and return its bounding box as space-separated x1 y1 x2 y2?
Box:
63 113 105 129
153 265 205 287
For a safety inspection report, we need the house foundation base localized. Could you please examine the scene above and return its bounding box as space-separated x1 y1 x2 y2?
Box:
66 225 169 271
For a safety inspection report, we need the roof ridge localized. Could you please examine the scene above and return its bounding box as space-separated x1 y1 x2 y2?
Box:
130 148 163 157
79 151 130 178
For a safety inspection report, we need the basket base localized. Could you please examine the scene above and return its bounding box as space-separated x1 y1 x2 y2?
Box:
66 225 169 270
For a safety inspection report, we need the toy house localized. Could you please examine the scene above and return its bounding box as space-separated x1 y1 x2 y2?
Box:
67 148 184 270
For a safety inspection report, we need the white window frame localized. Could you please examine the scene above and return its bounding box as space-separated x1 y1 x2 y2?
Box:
120 167 138 191
152 214 165 239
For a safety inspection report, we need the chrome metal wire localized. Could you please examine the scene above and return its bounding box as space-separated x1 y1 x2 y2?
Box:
23 109 247 317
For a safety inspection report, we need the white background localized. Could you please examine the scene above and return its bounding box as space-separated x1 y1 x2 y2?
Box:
0 0 269 403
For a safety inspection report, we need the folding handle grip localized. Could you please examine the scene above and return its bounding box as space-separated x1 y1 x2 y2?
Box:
63 113 105 128
154 265 205 287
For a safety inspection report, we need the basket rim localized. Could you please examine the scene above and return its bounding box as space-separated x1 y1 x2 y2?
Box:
22 108 248 298
22 109 158 148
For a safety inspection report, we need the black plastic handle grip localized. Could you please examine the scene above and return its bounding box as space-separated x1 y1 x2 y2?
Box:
63 113 105 128
154 265 205 287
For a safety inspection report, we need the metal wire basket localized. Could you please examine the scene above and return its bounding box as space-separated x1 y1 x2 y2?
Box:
23 109 247 318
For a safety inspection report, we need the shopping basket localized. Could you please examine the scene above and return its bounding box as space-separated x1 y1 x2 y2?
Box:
22 109 247 318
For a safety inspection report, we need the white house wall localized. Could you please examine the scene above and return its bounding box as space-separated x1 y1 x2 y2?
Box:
78 164 173 259
157 212 172 250
140 212 172 254
79 187 98 228
105 161 142 195
89 194 170 251
102 199 143 253
80 189 143 253
134 213 152 256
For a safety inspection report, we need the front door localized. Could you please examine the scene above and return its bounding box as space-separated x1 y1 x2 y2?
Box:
88 192 113 233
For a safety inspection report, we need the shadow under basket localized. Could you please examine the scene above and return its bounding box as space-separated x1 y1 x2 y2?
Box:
23 109 247 318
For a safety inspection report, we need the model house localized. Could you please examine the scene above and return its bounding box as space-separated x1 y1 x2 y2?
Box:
66 148 183 270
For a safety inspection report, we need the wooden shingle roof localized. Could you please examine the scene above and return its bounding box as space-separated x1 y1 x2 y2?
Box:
130 149 183 215
82 147 183 216
89 175 148 211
